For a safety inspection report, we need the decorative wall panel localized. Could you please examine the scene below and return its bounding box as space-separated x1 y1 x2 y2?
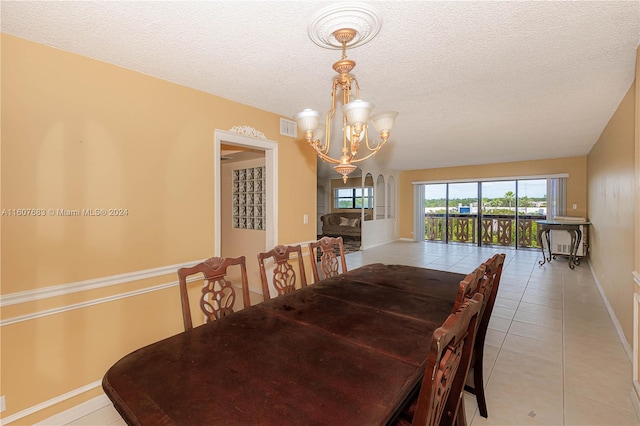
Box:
233 166 266 230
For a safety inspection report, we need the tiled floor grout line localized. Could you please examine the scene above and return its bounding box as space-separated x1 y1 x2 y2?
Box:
476 248 565 425
559 264 638 419
390 243 636 425
454 248 533 424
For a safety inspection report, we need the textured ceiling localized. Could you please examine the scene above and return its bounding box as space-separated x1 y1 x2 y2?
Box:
2 1 639 178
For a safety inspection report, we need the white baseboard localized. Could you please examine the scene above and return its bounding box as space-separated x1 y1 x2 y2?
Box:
361 238 399 251
0 381 103 426
33 395 111 426
589 262 633 360
632 382 640 422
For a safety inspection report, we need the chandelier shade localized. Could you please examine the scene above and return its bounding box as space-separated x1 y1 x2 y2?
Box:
370 111 399 133
295 4 398 183
343 99 373 127
294 109 321 136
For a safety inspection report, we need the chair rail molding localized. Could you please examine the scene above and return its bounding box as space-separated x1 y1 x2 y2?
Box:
1 263 206 327
1 260 202 307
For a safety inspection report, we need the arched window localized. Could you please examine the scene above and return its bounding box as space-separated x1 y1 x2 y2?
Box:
363 173 374 220
387 176 395 218
376 174 385 219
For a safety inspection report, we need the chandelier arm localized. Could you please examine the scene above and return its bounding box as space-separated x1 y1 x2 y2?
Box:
348 127 377 156
314 150 341 164
349 148 384 163
364 134 384 151
321 114 331 156
317 79 340 156
342 77 354 158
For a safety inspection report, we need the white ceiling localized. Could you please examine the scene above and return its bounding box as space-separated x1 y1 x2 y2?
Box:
2 1 639 179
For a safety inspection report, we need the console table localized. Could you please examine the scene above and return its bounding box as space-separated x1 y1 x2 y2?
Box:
536 219 590 269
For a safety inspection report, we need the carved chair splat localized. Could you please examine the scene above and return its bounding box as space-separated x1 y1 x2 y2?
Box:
257 244 308 301
177 256 250 331
308 236 348 282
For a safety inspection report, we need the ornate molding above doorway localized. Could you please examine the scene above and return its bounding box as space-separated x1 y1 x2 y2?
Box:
228 125 266 139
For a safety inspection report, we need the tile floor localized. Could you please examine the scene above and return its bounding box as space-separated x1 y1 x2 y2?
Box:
66 241 639 426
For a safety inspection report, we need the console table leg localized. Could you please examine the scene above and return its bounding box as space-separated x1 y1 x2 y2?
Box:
568 229 582 269
538 229 551 266
567 229 577 269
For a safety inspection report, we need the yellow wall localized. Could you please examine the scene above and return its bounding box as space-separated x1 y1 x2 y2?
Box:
634 45 640 406
398 156 588 239
636 46 640 286
0 34 316 423
587 82 636 343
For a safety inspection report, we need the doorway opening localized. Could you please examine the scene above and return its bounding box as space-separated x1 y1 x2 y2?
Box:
214 129 278 257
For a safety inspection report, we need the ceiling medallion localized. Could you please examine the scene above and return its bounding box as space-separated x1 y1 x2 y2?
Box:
308 3 382 49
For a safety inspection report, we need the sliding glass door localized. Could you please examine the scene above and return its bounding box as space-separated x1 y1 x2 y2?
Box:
448 182 478 244
517 179 547 248
422 178 547 249
424 184 446 242
480 181 516 246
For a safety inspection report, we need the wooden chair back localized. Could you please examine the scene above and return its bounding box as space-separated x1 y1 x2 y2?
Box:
464 252 506 418
177 256 250 331
257 244 308 301
476 253 506 341
410 292 483 426
452 265 485 312
308 236 348 282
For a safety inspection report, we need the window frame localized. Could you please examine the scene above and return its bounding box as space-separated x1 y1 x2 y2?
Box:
334 187 373 209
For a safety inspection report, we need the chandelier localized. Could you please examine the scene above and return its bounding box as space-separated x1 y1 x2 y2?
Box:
294 4 398 183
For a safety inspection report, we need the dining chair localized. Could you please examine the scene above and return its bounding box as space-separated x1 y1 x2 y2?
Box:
452 265 485 312
395 292 483 426
308 236 348 282
257 244 308 301
177 256 250 331
464 252 506 418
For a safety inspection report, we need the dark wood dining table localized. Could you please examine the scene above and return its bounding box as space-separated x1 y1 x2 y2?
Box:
102 263 465 425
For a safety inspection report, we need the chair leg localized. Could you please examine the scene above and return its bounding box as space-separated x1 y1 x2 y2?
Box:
473 351 488 418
